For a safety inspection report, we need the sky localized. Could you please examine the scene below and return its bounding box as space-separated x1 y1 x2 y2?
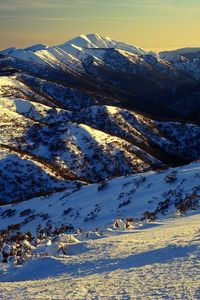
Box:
0 0 200 52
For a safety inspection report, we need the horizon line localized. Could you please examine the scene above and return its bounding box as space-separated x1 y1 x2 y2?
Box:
1 33 200 53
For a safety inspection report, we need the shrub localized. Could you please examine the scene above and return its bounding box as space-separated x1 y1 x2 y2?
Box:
7 223 21 232
155 199 170 214
176 203 188 216
97 179 108 191
20 209 32 217
1 209 16 218
165 171 177 184
118 199 131 208
143 211 156 222
63 208 73 215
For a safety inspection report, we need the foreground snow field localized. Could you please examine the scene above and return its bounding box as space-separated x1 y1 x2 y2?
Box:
0 161 199 234
0 213 199 300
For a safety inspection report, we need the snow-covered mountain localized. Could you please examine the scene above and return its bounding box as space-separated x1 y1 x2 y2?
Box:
0 34 200 203
1 33 153 69
1 34 200 122
160 47 200 81
0 35 200 295
59 33 153 55
160 47 200 61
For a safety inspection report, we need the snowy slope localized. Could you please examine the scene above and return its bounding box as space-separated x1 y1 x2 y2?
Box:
160 47 200 80
0 213 199 299
0 48 47 65
0 161 199 233
1 88 200 203
173 58 200 80
0 148 82 203
0 74 101 110
160 47 200 61
0 97 72 124
2 119 162 182
0 75 55 108
75 105 200 161
0 76 28 96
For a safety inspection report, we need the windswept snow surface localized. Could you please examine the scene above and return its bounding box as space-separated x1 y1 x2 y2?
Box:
0 214 199 299
0 161 199 233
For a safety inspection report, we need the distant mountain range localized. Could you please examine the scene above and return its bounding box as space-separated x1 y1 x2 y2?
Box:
0 34 200 204
1 34 200 120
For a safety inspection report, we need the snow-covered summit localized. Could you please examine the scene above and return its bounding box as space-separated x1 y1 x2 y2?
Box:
0 34 154 70
59 33 153 56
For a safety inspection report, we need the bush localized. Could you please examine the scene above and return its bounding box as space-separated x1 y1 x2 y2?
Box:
1 209 16 218
20 209 32 217
118 199 131 208
165 171 177 184
7 223 21 231
63 208 73 215
97 179 108 191
143 211 156 222
155 199 170 214
176 203 188 216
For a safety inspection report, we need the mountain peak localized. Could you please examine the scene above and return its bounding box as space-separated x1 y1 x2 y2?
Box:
80 33 106 40
59 33 113 49
58 33 153 56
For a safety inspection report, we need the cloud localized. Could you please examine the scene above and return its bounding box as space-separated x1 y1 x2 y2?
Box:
74 0 200 9
0 0 177 10
0 14 178 22
0 0 199 13
0 0 85 10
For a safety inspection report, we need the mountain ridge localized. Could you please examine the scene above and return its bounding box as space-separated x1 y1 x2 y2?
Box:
0 33 200 204
1 34 200 121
